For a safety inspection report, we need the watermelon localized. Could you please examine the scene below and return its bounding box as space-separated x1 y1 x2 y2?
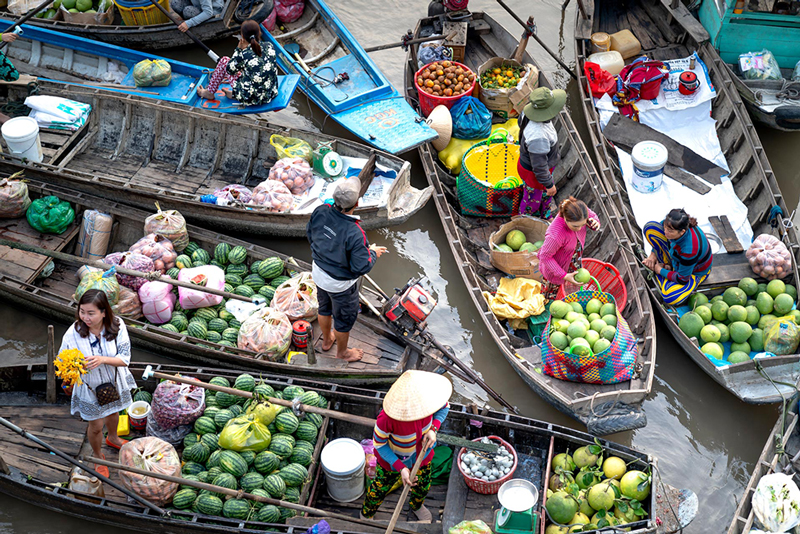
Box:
206 465 224 479
214 243 232 264
240 449 257 467
305 413 323 429
295 421 318 442
225 273 243 287
207 331 222 343
160 323 179 333
215 391 239 408
279 507 296 521
205 395 218 408
270 275 290 288
223 498 250 519
279 463 307 487
249 488 271 511
189 316 208 328
294 440 314 454
240 472 265 492
316 396 328 409
283 486 300 503
192 249 211 265
258 285 275 303
254 383 275 398
194 416 216 435
173 488 197 509
250 260 262 274
229 404 244 416
176 254 193 269
187 321 208 340
228 318 242 329
234 373 256 392
196 493 224 516
214 409 234 429
210 376 230 388
207 450 223 469
254 450 281 474
219 450 248 478
210 260 224 269
228 246 248 265
273 433 295 447
282 385 304 400
196 471 210 484
275 412 299 434
166 267 181 279
278 459 289 470
184 242 201 255
221 328 240 344
200 432 219 450
133 389 153 403
219 309 235 322
262 474 286 498
170 312 189 331
213 472 238 491
226 263 248 276
182 462 206 476
180 474 200 491
219 340 236 348
257 257 284 280
244 273 266 290
195 307 218 322
257 504 281 523
183 442 211 464
269 438 293 459
224 283 234 293
290 447 312 467
299 391 321 407
208 318 228 333
234 285 255 298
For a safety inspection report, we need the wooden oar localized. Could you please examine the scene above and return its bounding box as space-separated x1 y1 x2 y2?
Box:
385 444 430 534
0 238 261 304
141 366 499 453
145 0 220 63
0 415 168 516
363 31 457 53
87 454 421 534
0 0 57 51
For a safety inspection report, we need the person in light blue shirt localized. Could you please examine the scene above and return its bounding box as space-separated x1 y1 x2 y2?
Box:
174 0 224 31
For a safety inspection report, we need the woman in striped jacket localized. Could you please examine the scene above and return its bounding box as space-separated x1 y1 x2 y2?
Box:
642 209 712 305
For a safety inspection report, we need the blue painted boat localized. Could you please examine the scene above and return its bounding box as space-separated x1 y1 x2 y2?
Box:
262 0 437 154
0 18 300 115
697 1 800 130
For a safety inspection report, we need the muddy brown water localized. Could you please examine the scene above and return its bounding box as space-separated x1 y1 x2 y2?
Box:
0 0 787 531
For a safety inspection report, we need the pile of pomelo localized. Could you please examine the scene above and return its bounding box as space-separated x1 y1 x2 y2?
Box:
549 281 618 356
496 229 544 253
544 444 651 533
50 0 110 14
679 278 798 363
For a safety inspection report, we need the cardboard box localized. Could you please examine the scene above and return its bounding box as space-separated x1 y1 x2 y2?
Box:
478 57 540 121
489 216 548 280
60 2 114 25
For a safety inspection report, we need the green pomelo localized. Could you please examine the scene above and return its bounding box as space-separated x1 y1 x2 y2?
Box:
577 490 595 517
723 287 747 307
573 446 598 469
565 311 581 323
585 299 602 315
614 505 638 525
550 332 569 350
518 242 536 252
759 314 778 330
700 325 721 343
567 322 587 339
620 471 650 501
590 319 607 333
554 319 570 334
600 302 616 317
711 301 729 322
593 338 611 353
688 293 709 308
550 300 570 319
739 277 759 297
570 337 591 349
600 325 616 341
571 302 584 314
728 352 751 364
533 240 544 250
774 293 795 316
767 279 787 299
711 295 724 304
574 268 591 283
715 322 730 343
758 283 768 294
747 299 757 308
731 341 751 354
76 0 91 11
695 305 712 325
701 342 723 359
584 330 600 347
505 230 527 251
792 310 800 323
496 244 513 253
68 8 78 12
727 305 747 323
757 292 774 315
576 470 602 490
787 284 798 301
571 344 592 357
730 321 753 344
678 312 704 339
62 0 76 8
570 512 591 526
552 453 576 472
750 328 765 352
602 314 617 327
545 525 569 534
545 492 579 524
588 313 601 323
602 457 627 480
745 306 760 326
587 482 616 511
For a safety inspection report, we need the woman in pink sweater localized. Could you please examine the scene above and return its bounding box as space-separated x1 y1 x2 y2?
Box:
538 197 601 300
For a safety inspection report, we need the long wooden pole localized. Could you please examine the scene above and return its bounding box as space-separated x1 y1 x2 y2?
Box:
363 32 457 53
0 0 56 51
145 0 220 63
86 455 421 534
46 325 56 404
384 445 429 534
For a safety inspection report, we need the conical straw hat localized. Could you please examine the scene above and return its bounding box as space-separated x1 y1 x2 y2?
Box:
383 370 453 421
427 105 452 152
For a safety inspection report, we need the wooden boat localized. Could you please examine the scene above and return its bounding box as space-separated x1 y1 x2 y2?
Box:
0 19 300 115
262 0 438 155
0 177 441 384
0 361 695 534
697 0 800 131
0 82 429 236
727 397 800 533
574 0 800 402
402 12 657 436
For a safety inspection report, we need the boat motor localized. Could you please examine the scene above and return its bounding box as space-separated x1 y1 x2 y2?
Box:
382 277 437 336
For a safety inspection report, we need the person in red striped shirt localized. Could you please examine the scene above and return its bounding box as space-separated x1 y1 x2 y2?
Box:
360 371 452 522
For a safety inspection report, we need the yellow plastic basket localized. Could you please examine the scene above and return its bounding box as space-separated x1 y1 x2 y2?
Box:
114 0 170 26
461 132 521 186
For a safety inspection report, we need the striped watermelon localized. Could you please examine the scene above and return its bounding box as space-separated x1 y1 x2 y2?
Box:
192 249 211 265
208 318 228 333
234 285 255 298
224 283 234 293
273 433 295 447
182 462 206 476
305 413 323 429
270 275 290 288
219 340 236 348
267 423 277 434
194 416 216 435
213 472 238 491
294 440 315 454
196 471 210 484
219 309 235 322
223 498 250 519
187 321 207 340
219 450 248 478
299 391 321 406
214 243 232 264
250 260 262 274
221 328 240 344
210 260 224 269
170 312 189 331
240 449 257 467
206 465 224 479
254 383 275 398
295 421 318 442
210 376 230 388
275 412 299 434
188 316 208 329
133 389 152 403
173 488 197 509
207 450 223 469
180 474 200 490
199 487 223 500
203 405 221 418
262 474 286 498
160 323 179 333
226 263 248 276
194 307 218 322
228 246 248 265
175 254 193 269
257 504 281 523
234 373 256 392
279 507 296 521
166 267 180 279
269 438 293 459
257 257 284 280
240 472 265 492
200 432 219 450
282 385 304 400
279 464 307 487
249 488 271 511
243 274 266 290
290 447 312 468
196 493 223 516
229 318 242 329
257 285 275 303
229 404 244 416
206 331 222 343
184 242 201 255
225 273 243 287
254 450 280 474
283 486 300 503
278 459 289 470
214 409 234 429
183 442 211 464
215 391 239 408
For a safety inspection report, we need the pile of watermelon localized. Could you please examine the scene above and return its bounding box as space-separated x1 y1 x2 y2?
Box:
170 373 327 524
142 240 291 345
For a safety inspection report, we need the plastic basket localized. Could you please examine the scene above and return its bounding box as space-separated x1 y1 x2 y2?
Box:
457 132 523 217
456 436 517 495
114 0 170 26
557 258 628 313
526 307 551 344
415 61 475 117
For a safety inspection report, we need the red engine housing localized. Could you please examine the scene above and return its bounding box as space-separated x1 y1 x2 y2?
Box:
385 283 437 324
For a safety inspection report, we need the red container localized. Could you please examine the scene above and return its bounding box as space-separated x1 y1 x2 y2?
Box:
414 61 475 117
456 435 517 495
557 258 628 313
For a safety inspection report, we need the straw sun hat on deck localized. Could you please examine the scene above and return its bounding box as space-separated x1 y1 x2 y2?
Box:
382 370 453 421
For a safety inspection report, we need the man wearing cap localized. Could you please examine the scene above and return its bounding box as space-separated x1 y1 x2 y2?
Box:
516 86 568 220
307 177 388 362
361 370 451 522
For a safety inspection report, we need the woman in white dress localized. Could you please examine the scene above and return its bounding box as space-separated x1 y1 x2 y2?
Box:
60 289 136 476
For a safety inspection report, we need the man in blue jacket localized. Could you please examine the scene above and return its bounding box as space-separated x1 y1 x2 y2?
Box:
307 177 388 362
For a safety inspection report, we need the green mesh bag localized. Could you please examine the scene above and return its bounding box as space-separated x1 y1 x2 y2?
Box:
26 195 75 234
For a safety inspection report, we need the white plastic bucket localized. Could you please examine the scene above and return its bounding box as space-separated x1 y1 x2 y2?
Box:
1 117 42 163
321 438 366 502
631 141 668 194
128 400 151 430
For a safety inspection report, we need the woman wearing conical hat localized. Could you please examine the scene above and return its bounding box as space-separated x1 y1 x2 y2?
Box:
360 371 452 522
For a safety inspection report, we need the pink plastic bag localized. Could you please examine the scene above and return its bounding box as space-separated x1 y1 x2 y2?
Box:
138 281 176 324
104 252 155 291
214 184 253 205
746 233 793 280
261 7 277 31
269 157 314 195
250 180 294 212
177 265 225 310
360 439 377 479
275 0 304 23
129 233 177 273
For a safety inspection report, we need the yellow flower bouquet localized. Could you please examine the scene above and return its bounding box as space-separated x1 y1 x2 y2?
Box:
55 348 87 387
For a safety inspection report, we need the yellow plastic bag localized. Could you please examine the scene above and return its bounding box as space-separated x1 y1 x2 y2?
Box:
247 400 281 426
133 60 172 88
765 316 800 355
437 120 520 175
218 414 272 452
482 276 545 329
269 134 313 162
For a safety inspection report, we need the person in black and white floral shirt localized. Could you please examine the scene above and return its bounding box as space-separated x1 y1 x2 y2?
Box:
197 19 279 107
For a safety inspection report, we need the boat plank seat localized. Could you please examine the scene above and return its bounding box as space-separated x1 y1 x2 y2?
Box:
709 215 744 253
701 252 755 288
0 216 80 283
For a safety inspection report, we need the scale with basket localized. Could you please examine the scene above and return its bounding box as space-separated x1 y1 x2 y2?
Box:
494 479 540 534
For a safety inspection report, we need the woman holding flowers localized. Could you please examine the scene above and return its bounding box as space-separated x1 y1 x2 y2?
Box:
59 289 135 476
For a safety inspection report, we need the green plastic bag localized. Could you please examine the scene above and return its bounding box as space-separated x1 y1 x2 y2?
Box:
74 267 120 305
218 414 272 452
27 195 75 234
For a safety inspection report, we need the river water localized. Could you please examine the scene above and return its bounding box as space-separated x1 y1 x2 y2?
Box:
0 0 790 531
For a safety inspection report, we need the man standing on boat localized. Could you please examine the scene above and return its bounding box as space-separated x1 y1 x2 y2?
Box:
307 177 388 362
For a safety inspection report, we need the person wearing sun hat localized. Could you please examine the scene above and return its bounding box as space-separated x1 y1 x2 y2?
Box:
516 86 567 220
360 370 452 522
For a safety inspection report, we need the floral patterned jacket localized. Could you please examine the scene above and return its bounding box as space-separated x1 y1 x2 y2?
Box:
226 40 279 106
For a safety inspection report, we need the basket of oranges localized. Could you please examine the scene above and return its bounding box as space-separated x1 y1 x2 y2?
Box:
477 58 538 120
415 60 476 117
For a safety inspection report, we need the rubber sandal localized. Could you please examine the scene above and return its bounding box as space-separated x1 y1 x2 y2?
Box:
105 437 128 450
96 454 109 478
